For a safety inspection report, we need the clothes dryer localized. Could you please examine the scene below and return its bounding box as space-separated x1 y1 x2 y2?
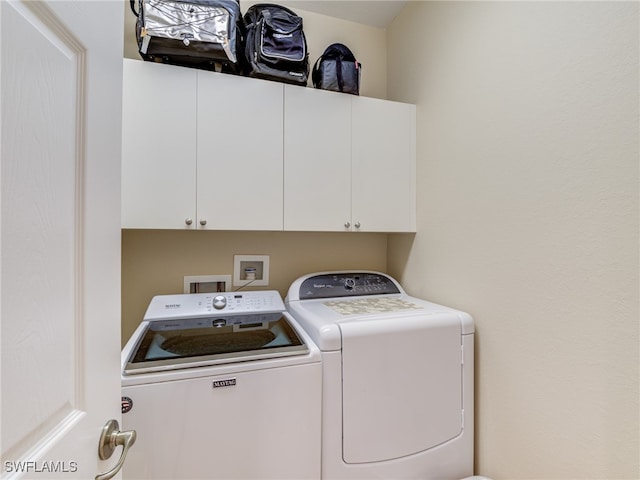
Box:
121 290 321 479
285 272 475 480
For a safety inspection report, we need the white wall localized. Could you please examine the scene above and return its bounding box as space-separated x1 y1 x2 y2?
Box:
387 2 639 479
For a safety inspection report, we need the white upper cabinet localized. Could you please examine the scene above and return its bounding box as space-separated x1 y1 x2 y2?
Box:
121 59 283 230
284 86 416 232
197 72 283 230
121 59 197 229
121 59 415 232
352 96 416 232
284 86 352 231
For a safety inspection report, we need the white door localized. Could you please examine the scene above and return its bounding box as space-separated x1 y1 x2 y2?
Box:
1 1 125 479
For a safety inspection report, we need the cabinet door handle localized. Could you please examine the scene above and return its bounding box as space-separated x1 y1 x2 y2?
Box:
344 222 351 229
199 219 207 226
185 218 193 226
354 221 361 229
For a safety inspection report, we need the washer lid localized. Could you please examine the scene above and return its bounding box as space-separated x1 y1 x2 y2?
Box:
123 312 308 374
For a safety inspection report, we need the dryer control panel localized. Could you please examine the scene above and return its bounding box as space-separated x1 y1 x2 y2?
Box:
298 272 401 300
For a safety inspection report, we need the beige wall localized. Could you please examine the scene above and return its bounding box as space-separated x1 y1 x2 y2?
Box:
387 2 639 479
122 230 388 345
123 1 388 98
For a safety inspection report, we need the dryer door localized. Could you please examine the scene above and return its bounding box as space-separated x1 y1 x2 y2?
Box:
340 313 462 463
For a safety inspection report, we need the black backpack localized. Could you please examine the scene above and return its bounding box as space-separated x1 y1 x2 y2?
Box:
243 4 309 85
312 43 361 95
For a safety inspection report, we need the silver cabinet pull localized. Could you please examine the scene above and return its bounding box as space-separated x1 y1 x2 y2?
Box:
199 219 207 226
354 221 361 229
95 419 137 480
185 218 193 226
344 222 351 229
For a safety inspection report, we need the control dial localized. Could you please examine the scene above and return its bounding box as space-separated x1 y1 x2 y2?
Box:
212 295 227 310
344 278 356 290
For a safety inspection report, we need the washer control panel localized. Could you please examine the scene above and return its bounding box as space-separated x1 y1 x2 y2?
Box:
298 272 401 300
144 290 285 320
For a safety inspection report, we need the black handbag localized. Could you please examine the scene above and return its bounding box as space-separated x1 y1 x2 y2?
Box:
312 43 361 95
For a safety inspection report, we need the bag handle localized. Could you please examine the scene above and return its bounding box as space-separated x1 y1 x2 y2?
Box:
321 43 356 62
311 56 322 87
129 0 139 18
262 9 303 34
336 57 344 92
245 3 300 27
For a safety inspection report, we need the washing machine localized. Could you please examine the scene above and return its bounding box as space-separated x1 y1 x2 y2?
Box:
121 290 322 479
285 271 475 480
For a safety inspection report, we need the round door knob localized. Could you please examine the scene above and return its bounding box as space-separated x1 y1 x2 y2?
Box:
185 218 193 226
354 221 361 229
344 222 351 229
199 219 207 226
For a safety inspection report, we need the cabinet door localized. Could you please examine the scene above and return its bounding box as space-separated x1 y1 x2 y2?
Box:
197 73 284 230
352 97 416 232
121 59 197 229
284 86 352 231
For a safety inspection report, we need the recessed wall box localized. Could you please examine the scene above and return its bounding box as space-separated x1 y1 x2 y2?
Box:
234 255 270 287
183 275 232 294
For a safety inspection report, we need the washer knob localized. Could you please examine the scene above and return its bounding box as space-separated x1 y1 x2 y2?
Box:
344 278 356 290
212 295 227 309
